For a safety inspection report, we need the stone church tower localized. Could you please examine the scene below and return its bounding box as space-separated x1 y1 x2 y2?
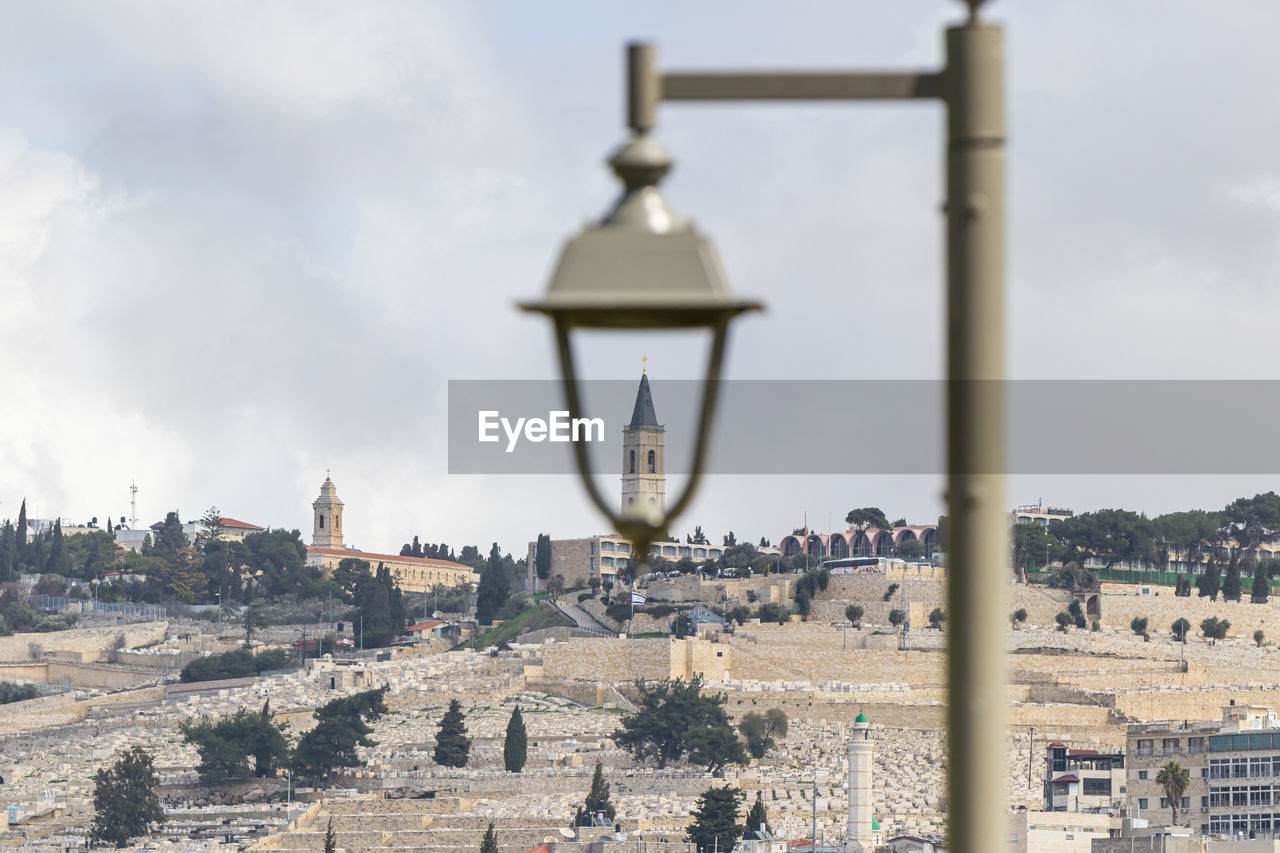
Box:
621 369 665 519
311 475 344 549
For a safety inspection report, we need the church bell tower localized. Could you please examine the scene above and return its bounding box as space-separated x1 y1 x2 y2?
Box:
621 365 665 520
312 475 344 549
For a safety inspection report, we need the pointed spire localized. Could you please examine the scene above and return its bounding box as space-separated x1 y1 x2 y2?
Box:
628 371 661 429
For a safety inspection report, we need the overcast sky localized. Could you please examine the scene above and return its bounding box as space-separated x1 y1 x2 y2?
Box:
3 1 1280 557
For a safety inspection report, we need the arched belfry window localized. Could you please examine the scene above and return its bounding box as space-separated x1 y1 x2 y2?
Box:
629 450 636 474
319 514 325 529
647 450 656 474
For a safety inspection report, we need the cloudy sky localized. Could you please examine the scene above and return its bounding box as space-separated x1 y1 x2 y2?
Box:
3 1 1280 557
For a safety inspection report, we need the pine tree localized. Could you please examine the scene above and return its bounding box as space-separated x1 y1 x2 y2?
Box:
433 699 471 768
480 821 498 853
744 791 770 837
686 785 745 853
574 761 616 826
503 705 527 773
89 746 165 848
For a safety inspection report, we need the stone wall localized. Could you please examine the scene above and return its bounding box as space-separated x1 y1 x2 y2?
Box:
536 638 668 681
0 621 168 662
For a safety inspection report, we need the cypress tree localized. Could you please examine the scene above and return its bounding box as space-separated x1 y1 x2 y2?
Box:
15 500 27 569
574 761 616 825
744 791 770 837
503 705 527 773
479 821 498 853
1255 561 1272 604
1196 560 1221 601
323 818 336 853
1223 557 1243 601
433 699 471 768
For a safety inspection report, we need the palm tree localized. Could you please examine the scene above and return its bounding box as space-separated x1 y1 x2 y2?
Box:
1156 761 1190 825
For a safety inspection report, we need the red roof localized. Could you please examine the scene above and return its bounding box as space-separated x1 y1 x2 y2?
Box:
308 547 471 569
1067 749 1100 756
521 846 554 853
407 621 445 633
219 517 264 530
1052 774 1080 783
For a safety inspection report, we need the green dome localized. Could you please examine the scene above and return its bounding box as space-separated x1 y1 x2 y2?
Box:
872 817 881 831
855 712 868 723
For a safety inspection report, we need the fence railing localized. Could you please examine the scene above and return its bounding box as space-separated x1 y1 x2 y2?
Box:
27 595 167 620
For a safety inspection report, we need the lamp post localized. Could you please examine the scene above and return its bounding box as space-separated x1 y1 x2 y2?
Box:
527 3 1007 851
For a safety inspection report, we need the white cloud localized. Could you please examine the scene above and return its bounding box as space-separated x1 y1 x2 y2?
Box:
2 1 1280 555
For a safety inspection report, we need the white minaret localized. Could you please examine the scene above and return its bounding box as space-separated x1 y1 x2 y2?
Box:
311 474 344 549
846 712 873 853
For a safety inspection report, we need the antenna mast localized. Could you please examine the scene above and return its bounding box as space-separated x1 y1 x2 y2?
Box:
130 481 139 529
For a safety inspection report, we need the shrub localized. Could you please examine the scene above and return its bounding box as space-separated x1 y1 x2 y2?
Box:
755 603 788 624
1130 617 1148 637
577 591 593 603
844 604 864 627
883 583 900 602
1010 608 1028 627
888 609 905 628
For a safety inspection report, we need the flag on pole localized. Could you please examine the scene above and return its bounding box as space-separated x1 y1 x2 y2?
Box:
631 590 646 606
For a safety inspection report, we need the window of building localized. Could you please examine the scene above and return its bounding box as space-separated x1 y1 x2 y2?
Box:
1188 736 1207 754
1201 796 1209 808
1233 787 1249 807
1209 759 1230 779
1082 778 1110 797
1250 786 1271 806
629 450 636 474
318 514 324 529
647 449 656 473
1138 798 1148 810
1182 797 1190 810
1252 757 1271 777
1136 740 1154 755
1162 738 1180 753
1138 771 1148 780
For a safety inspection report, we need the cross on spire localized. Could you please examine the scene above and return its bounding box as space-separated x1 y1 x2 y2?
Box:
642 354 647 375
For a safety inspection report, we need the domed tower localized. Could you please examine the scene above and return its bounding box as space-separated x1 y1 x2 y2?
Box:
846 712 874 853
311 475 344 549
621 367 665 520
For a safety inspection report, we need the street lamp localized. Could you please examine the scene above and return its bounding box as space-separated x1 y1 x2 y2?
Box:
526 3 1007 851
521 120 761 562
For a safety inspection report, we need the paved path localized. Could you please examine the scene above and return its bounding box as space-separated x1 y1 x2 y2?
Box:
552 601 613 636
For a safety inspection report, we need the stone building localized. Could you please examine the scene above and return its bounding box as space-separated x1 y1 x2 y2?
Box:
302 476 476 593
1126 703 1280 837
1044 743 1127 813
